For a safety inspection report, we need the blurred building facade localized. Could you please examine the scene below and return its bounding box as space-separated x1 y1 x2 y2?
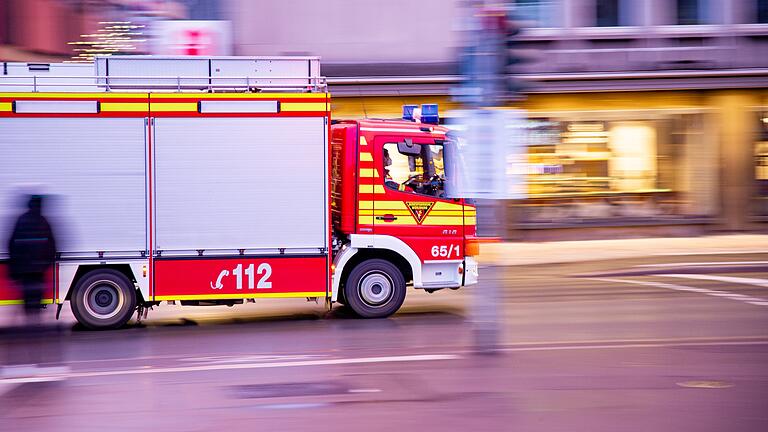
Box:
2 0 767 239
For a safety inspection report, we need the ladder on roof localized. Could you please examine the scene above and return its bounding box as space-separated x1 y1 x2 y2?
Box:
0 56 326 93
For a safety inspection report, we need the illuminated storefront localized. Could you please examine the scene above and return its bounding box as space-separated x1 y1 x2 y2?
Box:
331 89 766 236
755 109 768 218
519 111 718 227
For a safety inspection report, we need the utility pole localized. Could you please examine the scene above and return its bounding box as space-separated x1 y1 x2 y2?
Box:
456 2 526 354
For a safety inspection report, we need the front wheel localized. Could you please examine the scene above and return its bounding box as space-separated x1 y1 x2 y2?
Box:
71 269 137 330
344 259 406 318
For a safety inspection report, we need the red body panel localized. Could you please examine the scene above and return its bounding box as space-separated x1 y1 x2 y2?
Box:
153 257 328 299
0 262 55 304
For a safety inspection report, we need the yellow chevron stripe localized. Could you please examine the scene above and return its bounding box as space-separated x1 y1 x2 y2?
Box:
357 210 464 217
370 218 415 225
359 210 413 216
152 102 197 112
280 102 327 112
433 202 463 211
152 93 329 100
359 185 385 194
360 152 373 162
360 136 368 146
0 93 147 99
421 217 465 225
364 216 465 226
372 201 409 210
428 210 464 216
359 168 380 178
101 102 149 112
0 102 12 112
154 292 326 301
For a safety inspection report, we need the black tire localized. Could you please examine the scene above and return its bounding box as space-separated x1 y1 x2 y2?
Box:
344 259 406 318
70 269 137 330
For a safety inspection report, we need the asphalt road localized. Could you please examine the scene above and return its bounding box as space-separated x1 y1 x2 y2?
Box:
1 253 767 432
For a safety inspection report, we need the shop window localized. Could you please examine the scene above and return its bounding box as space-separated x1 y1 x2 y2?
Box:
520 113 715 225
383 143 446 198
755 111 768 217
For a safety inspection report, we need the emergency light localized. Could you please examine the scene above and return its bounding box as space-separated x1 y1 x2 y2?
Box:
420 104 439 124
402 104 418 121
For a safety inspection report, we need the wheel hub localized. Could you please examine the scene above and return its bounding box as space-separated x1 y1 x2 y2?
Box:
83 281 124 319
95 290 113 307
359 271 393 306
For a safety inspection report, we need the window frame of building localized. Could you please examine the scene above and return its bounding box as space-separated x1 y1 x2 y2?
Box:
758 0 768 23
513 0 561 28
676 0 714 26
596 0 620 27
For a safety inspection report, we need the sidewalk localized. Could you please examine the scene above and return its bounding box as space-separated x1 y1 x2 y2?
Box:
479 234 768 266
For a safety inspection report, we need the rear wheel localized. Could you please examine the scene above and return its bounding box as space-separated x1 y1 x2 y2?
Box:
344 259 406 318
71 269 137 330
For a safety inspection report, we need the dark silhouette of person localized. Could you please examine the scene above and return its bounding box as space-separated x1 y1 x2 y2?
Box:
7 195 56 320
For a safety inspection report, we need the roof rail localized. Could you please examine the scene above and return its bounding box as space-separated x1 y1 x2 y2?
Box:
0 56 327 93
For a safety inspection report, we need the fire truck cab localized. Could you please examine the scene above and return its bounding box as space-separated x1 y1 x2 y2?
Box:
0 56 478 329
330 117 479 317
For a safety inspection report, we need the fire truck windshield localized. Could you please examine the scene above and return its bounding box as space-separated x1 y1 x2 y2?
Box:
383 142 447 198
441 133 466 199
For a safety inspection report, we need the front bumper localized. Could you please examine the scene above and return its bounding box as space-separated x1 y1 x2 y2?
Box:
463 256 479 286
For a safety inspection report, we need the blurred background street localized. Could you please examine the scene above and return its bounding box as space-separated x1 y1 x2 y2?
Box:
2 1 768 431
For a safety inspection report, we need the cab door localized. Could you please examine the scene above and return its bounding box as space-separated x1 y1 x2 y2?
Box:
371 135 464 264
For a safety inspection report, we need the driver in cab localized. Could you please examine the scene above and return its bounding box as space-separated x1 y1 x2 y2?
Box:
383 148 412 192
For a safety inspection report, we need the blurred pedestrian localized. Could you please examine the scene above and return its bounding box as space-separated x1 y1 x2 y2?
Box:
7 195 56 324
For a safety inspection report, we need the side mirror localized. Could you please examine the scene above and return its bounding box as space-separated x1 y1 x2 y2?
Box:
397 138 421 156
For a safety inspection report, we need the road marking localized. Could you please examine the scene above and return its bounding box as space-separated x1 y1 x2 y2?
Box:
659 273 768 288
0 374 67 391
676 380 733 389
257 403 330 410
179 354 328 365
497 340 768 353
0 354 459 383
0 383 18 398
348 388 382 393
593 277 768 306
498 336 768 347
3 338 768 388
636 261 768 268
653 250 768 256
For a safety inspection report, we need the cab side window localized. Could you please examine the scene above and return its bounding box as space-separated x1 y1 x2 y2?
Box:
383 142 446 197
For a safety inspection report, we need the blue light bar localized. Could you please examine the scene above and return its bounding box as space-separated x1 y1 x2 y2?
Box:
402 104 418 121
421 104 439 124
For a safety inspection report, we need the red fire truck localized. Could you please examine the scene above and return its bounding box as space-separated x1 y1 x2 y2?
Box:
0 56 478 329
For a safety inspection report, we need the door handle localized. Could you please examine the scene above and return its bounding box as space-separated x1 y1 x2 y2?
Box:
375 214 398 222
